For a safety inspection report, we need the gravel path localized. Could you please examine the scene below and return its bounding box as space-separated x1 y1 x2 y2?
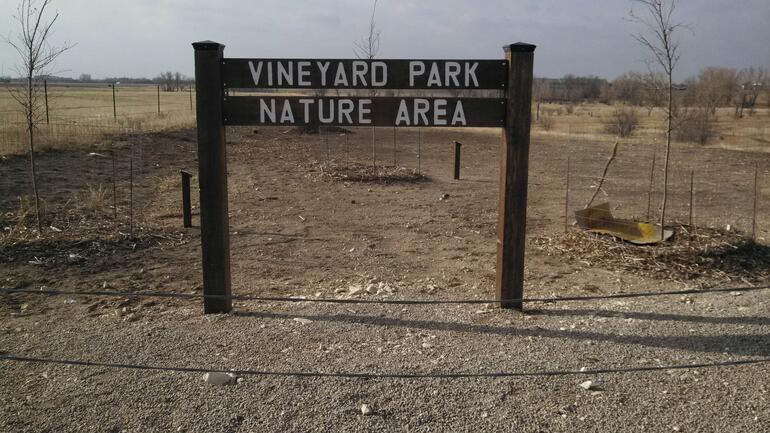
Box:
2 287 768 432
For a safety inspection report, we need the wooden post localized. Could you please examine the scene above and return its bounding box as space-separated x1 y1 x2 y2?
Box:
453 141 462 180
181 170 193 228
157 85 161 115
193 41 232 314
564 157 571 233
43 80 49 125
189 87 193 110
496 43 535 310
112 83 117 119
752 163 759 241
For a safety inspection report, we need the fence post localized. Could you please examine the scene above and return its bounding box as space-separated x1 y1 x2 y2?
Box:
181 170 193 228
189 87 193 110
111 83 117 119
453 141 462 180
44 80 49 124
157 85 161 115
193 40 232 314
496 42 535 310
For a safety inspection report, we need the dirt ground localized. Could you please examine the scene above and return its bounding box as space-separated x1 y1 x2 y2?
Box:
1 126 769 432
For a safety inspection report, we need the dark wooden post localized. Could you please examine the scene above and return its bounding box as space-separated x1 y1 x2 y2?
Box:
496 43 535 310
181 170 193 228
111 83 117 119
193 41 232 314
189 86 193 110
453 141 462 180
157 85 161 115
43 80 49 124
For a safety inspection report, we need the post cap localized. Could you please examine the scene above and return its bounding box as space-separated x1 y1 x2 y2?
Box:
193 40 225 50
503 43 536 53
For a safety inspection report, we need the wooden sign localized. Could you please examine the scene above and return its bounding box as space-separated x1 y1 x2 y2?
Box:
223 96 505 127
192 40 535 315
223 59 507 90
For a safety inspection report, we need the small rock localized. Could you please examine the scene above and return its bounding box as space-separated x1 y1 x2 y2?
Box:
730 291 742 296
293 318 313 325
348 285 364 296
203 372 236 385
360 404 373 416
439 193 450 201
579 380 603 391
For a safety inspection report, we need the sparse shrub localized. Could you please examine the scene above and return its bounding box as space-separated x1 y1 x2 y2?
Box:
603 106 640 138
77 184 108 212
674 108 717 144
539 114 555 131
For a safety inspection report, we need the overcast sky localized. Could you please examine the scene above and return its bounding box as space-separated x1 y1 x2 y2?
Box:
1 0 768 80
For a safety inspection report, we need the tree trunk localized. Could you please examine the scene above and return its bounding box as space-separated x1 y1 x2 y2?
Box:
660 74 672 241
27 74 43 235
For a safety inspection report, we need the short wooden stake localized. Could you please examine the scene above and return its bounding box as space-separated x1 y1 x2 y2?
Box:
193 41 232 314
496 43 536 310
157 85 161 115
453 141 462 180
181 170 192 228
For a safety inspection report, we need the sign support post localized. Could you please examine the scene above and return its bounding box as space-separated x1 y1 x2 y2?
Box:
193 41 232 314
496 43 535 310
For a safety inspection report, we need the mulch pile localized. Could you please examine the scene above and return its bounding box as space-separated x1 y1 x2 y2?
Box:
318 162 427 184
533 225 770 284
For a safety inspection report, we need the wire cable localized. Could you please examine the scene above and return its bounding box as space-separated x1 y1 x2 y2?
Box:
2 283 768 305
1 353 768 379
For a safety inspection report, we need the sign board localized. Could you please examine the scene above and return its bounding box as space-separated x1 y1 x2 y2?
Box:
223 59 507 90
224 96 505 127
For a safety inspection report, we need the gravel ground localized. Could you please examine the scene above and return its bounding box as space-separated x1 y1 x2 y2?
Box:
1 287 768 432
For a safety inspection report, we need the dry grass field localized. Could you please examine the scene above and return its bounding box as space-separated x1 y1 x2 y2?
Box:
0 84 196 155
1 86 769 431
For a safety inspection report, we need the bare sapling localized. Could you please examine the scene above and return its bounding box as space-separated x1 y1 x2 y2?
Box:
4 0 73 235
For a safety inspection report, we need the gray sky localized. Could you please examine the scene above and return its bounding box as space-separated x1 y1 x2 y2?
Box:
1 0 768 80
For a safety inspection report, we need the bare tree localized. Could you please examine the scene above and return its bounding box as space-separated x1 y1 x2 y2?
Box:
4 0 73 235
629 0 684 238
736 66 766 117
354 0 381 61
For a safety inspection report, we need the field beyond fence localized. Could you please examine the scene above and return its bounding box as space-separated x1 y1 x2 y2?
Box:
0 84 196 155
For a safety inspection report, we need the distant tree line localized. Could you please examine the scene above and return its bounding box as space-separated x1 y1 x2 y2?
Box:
1 71 194 91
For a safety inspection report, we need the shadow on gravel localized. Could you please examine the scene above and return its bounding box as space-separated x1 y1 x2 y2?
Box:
237 310 770 357
529 308 770 327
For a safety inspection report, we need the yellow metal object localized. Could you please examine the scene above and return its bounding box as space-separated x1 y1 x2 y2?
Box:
575 203 674 245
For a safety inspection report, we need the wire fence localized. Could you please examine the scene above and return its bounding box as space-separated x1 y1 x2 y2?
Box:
3 282 769 379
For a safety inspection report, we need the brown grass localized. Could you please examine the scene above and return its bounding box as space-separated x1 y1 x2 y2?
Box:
0 84 195 155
